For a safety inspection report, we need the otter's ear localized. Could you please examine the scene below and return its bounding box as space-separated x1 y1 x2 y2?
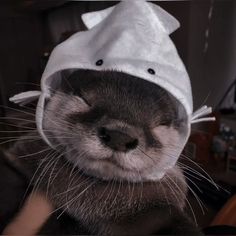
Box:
81 6 115 29
150 3 180 34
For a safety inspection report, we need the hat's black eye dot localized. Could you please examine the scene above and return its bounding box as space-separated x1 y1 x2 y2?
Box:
147 68 155 75
96 59 103 66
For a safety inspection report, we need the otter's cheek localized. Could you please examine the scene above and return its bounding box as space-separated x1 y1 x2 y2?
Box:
153 126 185 170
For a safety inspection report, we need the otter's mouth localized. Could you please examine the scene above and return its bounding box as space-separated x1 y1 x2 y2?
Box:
64 147 167 182
86 154 132 171
77 156 167 182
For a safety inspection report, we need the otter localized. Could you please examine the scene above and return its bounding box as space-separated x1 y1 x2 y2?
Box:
3 70 202 235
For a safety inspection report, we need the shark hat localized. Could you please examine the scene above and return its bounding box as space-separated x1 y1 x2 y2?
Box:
10 0 215 147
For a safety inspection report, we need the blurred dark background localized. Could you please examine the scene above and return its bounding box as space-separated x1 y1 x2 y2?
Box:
1 0 236 232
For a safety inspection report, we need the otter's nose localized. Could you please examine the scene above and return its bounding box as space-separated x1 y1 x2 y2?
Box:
98 127 138 152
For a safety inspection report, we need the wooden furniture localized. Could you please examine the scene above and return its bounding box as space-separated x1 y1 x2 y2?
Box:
211 194 236 226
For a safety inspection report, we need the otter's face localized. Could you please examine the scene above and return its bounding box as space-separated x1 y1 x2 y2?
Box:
43 70 189 182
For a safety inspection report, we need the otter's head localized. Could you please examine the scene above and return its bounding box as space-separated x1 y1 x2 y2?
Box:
43 70 189 182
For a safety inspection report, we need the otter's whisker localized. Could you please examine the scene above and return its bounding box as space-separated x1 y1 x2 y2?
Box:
183 175 206 215
178 160 219 190
18 146 53 159
53 180 97 219
23 147 60 203
165 173 197 226
0 121 36 130
0 105 35 117
31 151 60 199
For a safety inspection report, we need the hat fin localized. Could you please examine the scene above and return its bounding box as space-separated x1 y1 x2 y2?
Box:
191 105 216 124
81 6 115 29
150 3 180 34
9 91 41 106
82 2 180 34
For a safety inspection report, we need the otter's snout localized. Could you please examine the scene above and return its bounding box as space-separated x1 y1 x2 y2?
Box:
98 127 138 152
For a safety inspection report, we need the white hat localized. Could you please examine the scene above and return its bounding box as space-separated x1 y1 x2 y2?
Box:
10 1 215 146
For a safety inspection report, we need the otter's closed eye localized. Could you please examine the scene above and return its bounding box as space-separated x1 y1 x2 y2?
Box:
61 77 92 107
158 120 171 126
69 90 92 107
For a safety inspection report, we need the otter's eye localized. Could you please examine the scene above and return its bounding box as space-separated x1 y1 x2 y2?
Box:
69 90 92 107
159 120 171 126
61 78 91 106
78 95 92 107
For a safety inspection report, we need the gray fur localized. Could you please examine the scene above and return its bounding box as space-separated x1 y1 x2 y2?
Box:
8 70 201 234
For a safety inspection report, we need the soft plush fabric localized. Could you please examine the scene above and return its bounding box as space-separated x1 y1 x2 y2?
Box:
9 0 215 146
